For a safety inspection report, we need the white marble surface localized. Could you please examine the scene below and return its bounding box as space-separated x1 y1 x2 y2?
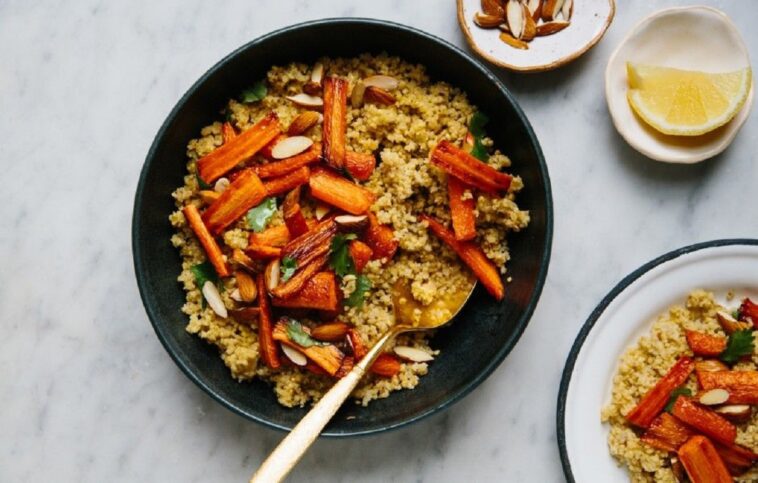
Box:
1 0 756 481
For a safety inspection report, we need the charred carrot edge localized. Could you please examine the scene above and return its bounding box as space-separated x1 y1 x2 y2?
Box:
695 360 730 387
272 272 340 312
447 176 477 241
678 436 733 483
308 166 376 215
625 356 695 428
365 212 398 261
335 355 355 378
231 248 257 272
253 143 321 179
713 441 758 476
304 361 329 376
259 133 287 160
182 205 230 277
420 215 504 300
198 112 280 183
344 151 376 181
740 298 758 326
371 353 402 377
270 254 328 299
640 413 694 453
221 122 237 144
201 169 267 234
685 330 727 357
348 240 373 273
250 224 291 248
348 329 368 360
272 320 344 375
256 273 281 369
263 166 311 197
281 218 337 268
699 370 758 404
282 187 310 238
322 77 348 169
228 306 260 324
311 322 351 342
430 140 512 194
672 397 737 446
246 243 282 259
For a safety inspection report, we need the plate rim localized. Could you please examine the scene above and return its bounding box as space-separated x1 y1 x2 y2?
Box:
556 238 758 481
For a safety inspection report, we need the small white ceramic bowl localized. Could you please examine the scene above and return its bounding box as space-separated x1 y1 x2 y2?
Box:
457 0 615 72
606 6 753 163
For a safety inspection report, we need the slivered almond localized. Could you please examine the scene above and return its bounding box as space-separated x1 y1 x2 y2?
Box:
541 0 565 21
561 0 573 20
481 0 505 17
286 93 323 109
265 259 280 292
527 0 542 21
271 136 313 159
536 20 570 36
474 12 504 29
699 388 730 406
287 111 321 135
364 86 395 106
717 310 752 335
230 288 243 302
334 214 368 230
521 3 536 41
235 270 258 302
499 31 529 49
350 80 367 108
393 346 434 363
315 202 331 220
198 190 220 204
363 75 399 91
505 0 524 39
231 248 257 273
714 405 752 423
311 322 350 342
281 344 307 366
213 177 230 193
303 62 324 95
202 281 227 318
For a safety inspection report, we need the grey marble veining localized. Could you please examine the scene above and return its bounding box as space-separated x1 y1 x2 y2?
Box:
1 0 756 481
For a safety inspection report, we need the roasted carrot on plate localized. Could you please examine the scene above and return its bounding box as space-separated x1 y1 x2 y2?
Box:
253 143 321 179
447 176 477 241
365 213 398 261
182 204 230 277
282 187 309 238
272 272 340 312
430 140 512 194
221 122 237 144
322 76 349 169
308 166 376 215
256 272 281 369
272 319 344 375
625 356 695 428
685 330 727 357
698 370 758 404
671 397 737 445
640 412 694 453
678 435 733 483
202 169 267 234
348 240 373 273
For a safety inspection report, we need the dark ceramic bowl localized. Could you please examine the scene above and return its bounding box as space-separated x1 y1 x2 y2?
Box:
132 18 552 436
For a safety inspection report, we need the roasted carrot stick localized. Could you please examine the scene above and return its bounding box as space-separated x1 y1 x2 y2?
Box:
625 356 695 428
678 436 733 483
256 272 281 369
420 214 504 300
640 413 695 453
344 151 376 181
695 359 730 387
253 143 321 179
685 330 727 357
272 320 344 375
365 213 398 261
447 176 477 241
281 218 338 268
182 205 230 277
221 122 237 144
201 169 267 234
272 272 340 312
245 243 282 259
740 298 758 326
672 397 737 445
322 77 349 169
347 328 368 359
282 187 309 238
270 254 328 300
349 240 373 273
335 355 355 378
263 166 311 197
259 133 287 160
713 441 758 476
249 224 291 248
198 112 280 183
699 370 758 404
430 140 512 194
371 353 402 377
308 166 376 215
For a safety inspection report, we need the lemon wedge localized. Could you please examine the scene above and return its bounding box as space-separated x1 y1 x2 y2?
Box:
626 63 752 136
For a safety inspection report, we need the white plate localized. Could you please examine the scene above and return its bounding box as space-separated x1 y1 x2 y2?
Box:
457 0 615 72
606 6 754 163
558 240 758 482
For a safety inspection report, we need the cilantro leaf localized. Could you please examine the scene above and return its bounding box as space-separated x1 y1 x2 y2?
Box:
280 257 297 282
664 387 692 413
720 329 755 364
345 274 371 308
468 112 489 138
196 173 212 190
470 138 489 162
284 319 326 348
191 261 218 288
239 81 267 103
329 233 358 277
734 309 742 320
245 197 277 232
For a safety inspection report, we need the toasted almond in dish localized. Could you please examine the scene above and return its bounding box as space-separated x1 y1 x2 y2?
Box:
362 75 399 91
334 214 368 230
499 31 529 50
202 281 228 318
536 20 570 36
541 0 565 21
562 0 573 20
270 136 314 160
311 322 350 342
474 12 504 29
393 346 434 363
505 0 524 39
230 288 243 302
698 388 730 406
287 111 322 135
303 62 324 95
235 270 258 302
481 0 505 17
265 258 280 292
286 93 324 109
350 80 367 108
521 4 537 41
364 86 396 106
714 404 752 423
527 0 542 20
281 344 308 366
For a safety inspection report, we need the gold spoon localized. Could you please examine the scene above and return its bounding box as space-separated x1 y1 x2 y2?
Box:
250 278 477 483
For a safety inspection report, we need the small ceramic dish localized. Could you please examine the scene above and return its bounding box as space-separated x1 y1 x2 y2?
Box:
606 6 754 163
557 239 758 482
457 0 615 72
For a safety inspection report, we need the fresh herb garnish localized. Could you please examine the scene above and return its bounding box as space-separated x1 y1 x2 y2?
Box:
468 112 490 162
720 329 755 364
191 261 218 288
345 274 372 308
329 233 358 277
285 318 326 348
664 387 692 412
245 197 277 232
280 256 297 282
734 309 743 320
239 81 267 103
196 173 212 190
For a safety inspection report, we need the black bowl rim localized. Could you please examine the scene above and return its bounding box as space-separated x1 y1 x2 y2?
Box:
132 17 554 437
556 238 758 481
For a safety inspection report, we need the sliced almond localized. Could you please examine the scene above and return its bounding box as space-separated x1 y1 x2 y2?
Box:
505 0 524 39
270 136 313 160
527 0 542 21
474 12 504 29
541 0 565 21
364 86 396 106
717 310 752 335
561 0 573 20
393 346 434 363
231 248 257 273
235 270 258 303
521 3 537 41
350 80 367 108
499 31 529 49
230 288 243 302
213 177 230 193
281 344 308 366
481 0 505 17
265 259 280 292
536 20 570 36
287 111 321 136
715 404 752 423
315 202 331 220
699 388 730 406
303 62 324 96
311 322 350 342
334 214 368 230
202 281 228 318
363 75 399 91
286 93 323 109
198 190 220 204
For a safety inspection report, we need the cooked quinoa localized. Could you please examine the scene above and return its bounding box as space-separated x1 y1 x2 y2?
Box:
602 290 758 482
169 54 529 407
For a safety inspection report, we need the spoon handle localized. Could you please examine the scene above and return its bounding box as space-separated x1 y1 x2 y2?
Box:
250 328 398 483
